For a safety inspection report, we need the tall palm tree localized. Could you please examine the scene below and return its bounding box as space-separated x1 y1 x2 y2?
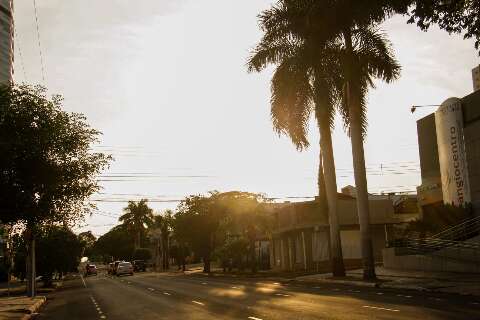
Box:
150 210 173 270
250 0 401 280
248 19 347 276
119 199 153 250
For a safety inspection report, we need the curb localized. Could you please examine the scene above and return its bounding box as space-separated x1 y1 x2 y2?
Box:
20 296 46 320
298 278 379 288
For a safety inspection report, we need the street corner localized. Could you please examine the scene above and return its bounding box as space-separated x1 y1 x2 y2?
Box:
0 296 46 320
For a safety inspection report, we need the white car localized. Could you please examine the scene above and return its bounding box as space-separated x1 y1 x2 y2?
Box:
116 262 134 276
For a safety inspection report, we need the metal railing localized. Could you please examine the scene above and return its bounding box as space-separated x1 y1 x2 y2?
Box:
430 215 480 241
388 236 480 262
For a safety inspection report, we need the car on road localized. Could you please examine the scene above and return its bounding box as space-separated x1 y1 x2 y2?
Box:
133 260 146 272
85 264 97 276
116 262 134 276
109 260 124 275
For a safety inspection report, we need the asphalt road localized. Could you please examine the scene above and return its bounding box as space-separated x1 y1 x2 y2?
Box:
37 271 480 320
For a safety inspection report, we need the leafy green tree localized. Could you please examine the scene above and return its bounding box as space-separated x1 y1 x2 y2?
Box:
36 226 82 287
149 210 173 270
78 231 97 258
175 192 227 273
217 192 272 273
119 199 153 249
133 248 152 261
171 211 192 272
0 84 111 295
93 225 134 262
403 0 480 53
11 233 27 281
215 237 249 272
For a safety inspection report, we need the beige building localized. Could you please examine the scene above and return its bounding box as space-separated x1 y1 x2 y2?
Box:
0 0 13 85
269 191 418 272
473 65 480 92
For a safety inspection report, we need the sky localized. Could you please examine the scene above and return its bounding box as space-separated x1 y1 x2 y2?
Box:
12 0 480 237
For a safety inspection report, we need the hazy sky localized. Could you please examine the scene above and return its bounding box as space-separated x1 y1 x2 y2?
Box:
13 0 479 236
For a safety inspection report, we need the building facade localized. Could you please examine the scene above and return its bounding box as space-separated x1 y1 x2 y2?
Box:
473 65 480 92
269 193 418 272
0 0 13 85
416 88 480 213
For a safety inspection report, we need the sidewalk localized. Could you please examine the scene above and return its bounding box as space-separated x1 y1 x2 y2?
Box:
296 266 480 296
0 296 46 320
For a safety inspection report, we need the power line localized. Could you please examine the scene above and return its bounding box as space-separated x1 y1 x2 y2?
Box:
13 25 28 82
32 0 46 83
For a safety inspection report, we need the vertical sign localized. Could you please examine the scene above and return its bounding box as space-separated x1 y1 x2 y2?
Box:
435 97 471 206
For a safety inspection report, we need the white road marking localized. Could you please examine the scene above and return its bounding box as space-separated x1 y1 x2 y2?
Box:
248 317 263 320
148 288 155 291
201 282 208 285
192 300 205 306
127 282 131 284
273 282 280 285
100 316 106 319
163 292 171 296
81 275 87 288
376 292 384 295
231 286 240 289
363 306 400 312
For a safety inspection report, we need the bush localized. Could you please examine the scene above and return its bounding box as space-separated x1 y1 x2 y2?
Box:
133 248 152 261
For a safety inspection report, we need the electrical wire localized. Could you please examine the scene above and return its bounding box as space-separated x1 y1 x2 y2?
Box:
32 0 46 83
13 25 28 82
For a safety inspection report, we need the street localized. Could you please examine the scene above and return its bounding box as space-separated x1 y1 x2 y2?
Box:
37 271 480 320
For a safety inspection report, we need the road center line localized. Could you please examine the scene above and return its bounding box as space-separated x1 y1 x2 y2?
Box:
192 300 205 306
363 305 400 312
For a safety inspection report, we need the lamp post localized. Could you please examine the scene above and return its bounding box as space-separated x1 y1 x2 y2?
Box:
410 105 441 113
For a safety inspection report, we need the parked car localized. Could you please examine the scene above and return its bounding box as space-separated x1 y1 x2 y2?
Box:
85 264 97 276
133 260 146 272
116 262 134 276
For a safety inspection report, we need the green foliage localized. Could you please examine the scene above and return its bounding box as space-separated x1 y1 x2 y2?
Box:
11 233 27 281
215 237 249 271
133 248 152 261
36 226 82 286
405 0 480 53
173 191 271 272
119 199 153 249
78 231 96 258
0 84 111 227
11 226 81 286
93 224 134 261
249 0 401 142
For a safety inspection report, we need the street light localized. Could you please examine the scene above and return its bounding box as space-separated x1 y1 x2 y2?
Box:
411 104 441 113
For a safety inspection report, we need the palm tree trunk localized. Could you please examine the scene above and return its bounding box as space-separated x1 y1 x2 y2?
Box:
317 116 346 277
343 29 376 280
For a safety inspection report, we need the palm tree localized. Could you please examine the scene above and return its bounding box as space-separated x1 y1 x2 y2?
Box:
248 15 347 276
250 0 401 280
150 210 173 270
119 199 153 250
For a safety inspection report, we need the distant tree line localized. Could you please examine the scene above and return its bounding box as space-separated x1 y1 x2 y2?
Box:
91 192 273 273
